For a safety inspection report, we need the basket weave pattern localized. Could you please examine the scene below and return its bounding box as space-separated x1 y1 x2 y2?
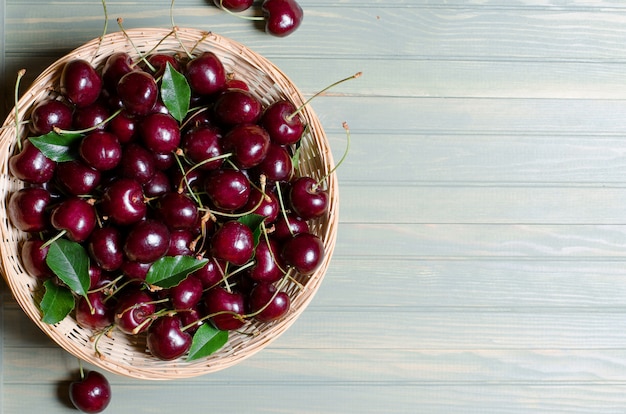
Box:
0 28 338 380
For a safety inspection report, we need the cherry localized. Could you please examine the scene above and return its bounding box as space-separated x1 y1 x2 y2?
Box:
225 77 249 91
256 143 293 182
101 178 147 225
210 220 254 266
289 176 328 219
55 159 101 196
144 53 180 78
142 170 170 198
114 289 157 335
88 227 124 272
30 99 73 135
248 282 290 322
156 192 199 230
120 260 152 281
242 187 279 223
213 88 262 126
8 186 51 232
282 232 324 275
181 125 224 170
69 370 112 414
117 70 159 115
167 229 195 256
170 275 203 309
60 59 102 108
118 143 156 184
21 238 52 280
75 291 114 330
178 306 203 334
222 123 270 169
171 164 204 194
213 0 253 12
262 0 304 37
204 168 250 211
185 51 226 96
9 140 56 184
146 315 192 360
50 197 97 243
152 151 176 170
140 112 181 154
102 52 135 94
272 212 309 242
73 101 110 131
247 237 285 283
107 109 137 144
79 131 122 171
192 257 227 289
260 100 304 145
123 219 171 263
204 286 246 330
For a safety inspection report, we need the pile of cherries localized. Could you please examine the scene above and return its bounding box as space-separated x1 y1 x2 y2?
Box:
7 46 329 362
214 0 303 37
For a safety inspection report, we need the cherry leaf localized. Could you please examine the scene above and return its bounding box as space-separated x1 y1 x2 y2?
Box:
238 213 265 246
45 238 90 298
146 255 208 288
39 279 75 324
187 323 229 361
29 132 83 162
161 62 191 123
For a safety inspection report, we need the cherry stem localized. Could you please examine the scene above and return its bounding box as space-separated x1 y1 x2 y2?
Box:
77 359 85 380
287 72 362 122
39 229 67 249
14 69 26 152
117 18 157 73
241 269 292 320
217 0 264 21
315 121 351 189
92 0 109 63
88 274 125 295
54 108 123 135
274 183 293 237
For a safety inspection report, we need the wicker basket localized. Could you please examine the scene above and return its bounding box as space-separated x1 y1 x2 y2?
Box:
0 28 338 380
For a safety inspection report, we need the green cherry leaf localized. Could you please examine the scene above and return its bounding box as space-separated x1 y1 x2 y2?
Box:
238 213 266 246
45 238 91 298
29 132 83 162
145 255 208 289
161 62 191 123
186 323 229 361
39 279 75 324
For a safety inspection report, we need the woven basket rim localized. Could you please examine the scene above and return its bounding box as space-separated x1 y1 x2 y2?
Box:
0 27 339 380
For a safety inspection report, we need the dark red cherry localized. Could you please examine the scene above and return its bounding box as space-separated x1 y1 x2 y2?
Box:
124 219 171 264
256 143 293 182
156 192 199 230
79 131 122 171
213 0 254 12
204 168 250 211
75 291 114 330
210 220 254 266
167 229 195 256
192 257 227 289
224 78 249 91
101 178 147 226
144 53 180 78
260 100 304 145
88 227 124 272
247 237 285 283
102 52 135 93
146 315 192 360
120 260 152 281
8 187 51 232
242 187 279 223
119 143 156 184
272 212 309 242
60 59 102 108
204 286 246 330
181 125 224 170
249 282 290 322
55 159 101 196
107 109 137 144
222 124 270 169
213 89 262 126
117 70 158 115
282 232 324 275
30 99 73 135
289 176 328 220
140 112 181 154
72 101 110 131
9 140 56 184
50 197 97 243
261 0 304 37
170 275 203 310
185 52 226 96
69 370 112 414
114 289 157 335
143 170 170 198
21 238 52 280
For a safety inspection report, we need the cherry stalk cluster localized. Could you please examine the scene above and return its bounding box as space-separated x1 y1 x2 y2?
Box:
8 41 331 362
214 0 304 37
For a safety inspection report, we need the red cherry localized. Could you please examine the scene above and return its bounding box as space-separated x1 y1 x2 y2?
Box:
69 370 112 414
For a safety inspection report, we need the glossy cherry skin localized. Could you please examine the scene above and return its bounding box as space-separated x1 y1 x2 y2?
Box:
213 0 253 12
114 289 157 335
21 238 52 280
204 168 251 211
88 227 124 272
262 0 304 37
192 257 227 289
123 219 171 264
119 143 156 184
213 89 262 126
8 187 51 232
242 187 279 224
101 178 147 226
79 131 122 171
156 192 199 230
30 99 73 135
117 70 159 116
260 100 304 145
75 291 114 330
170 275 204 310
50 197 97 243
282 232 324 275
72 101 110 131
247 237 285 283
144 53 180 78
9 140 56 184
256 143 294 182
140 112 181 154
204 286 246 331
102 52 135 93
181 125 224 170
210 220 254 266
167 229 195 256
142 170 170 198
289 176 328 220
146 315 192 360
69 370 112 414
60 59 102 108
272 212 309 242
248 282 290 322
55 159 101 196
185 52 226 96
107 109 137 144
222 124 271 169
120 260 152 281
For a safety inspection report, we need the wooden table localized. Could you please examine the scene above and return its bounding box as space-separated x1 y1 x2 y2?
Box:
4 1 626 412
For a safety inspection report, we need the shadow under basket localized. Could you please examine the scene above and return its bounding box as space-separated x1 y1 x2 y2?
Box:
0 27 338 380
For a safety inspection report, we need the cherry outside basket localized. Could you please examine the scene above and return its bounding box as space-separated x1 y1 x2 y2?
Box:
0 27 338 380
